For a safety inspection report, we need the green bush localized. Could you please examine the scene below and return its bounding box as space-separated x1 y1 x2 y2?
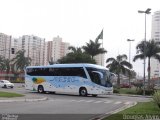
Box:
153 91 160 108
113 89 119 93
136 89 155 95
12 78 25 83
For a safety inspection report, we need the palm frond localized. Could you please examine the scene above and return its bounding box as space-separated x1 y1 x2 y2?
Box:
153 54 160 62
121 61 133 69
106 58 116 63
133 54 144 62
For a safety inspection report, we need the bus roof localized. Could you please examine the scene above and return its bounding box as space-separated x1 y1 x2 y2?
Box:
26 63 108 70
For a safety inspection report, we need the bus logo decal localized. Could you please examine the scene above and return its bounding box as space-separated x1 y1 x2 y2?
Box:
32 77 45 84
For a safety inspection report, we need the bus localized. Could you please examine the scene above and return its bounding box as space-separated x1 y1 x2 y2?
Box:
25 63 114 96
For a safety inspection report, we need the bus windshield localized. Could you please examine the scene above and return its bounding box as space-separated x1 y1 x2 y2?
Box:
86 67 112 87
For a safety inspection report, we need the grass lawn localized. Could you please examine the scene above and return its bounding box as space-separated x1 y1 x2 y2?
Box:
118 88 138 94
0 91 24 97
103 101 160 120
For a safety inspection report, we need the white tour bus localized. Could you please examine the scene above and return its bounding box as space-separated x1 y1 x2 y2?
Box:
25 63 113 96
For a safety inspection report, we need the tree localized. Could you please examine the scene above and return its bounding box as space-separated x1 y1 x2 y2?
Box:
0 56 5 71
68 46 83 54
106 54 132 88
82 39 107 60
133 40 160 87
0 56 11 80
12 50 32 72
58 46 96 64
49 57 56 65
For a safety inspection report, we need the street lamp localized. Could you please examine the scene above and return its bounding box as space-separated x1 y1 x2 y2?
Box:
138 8 151 96
127 39 134 87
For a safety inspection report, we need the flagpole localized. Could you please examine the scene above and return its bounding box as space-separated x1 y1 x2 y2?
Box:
101 29 103 66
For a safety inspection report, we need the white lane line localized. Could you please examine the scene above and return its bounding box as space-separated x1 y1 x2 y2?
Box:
76 100 86 102
124 101 132 105
70 100 77 102
104 100 112 104
85 100 95 102
94 101 103 103
114 101 122 104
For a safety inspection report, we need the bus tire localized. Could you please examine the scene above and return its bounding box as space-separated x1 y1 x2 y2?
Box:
79 87 87 96
92 94 97 97
38 85 44 93
50 92 55 94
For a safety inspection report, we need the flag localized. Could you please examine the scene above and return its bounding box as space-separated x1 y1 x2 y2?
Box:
96 29 103 40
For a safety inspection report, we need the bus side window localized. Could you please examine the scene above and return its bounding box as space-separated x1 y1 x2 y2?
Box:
49 68 54 76
74 68 87 78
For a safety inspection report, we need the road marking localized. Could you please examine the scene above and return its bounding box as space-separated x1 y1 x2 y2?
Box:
70 100 77 102
114 101 122 104
49 99 126 105
76 100 86 102
104 100 112 104
94 101 103 103
85 100 94 102
124 101 132 105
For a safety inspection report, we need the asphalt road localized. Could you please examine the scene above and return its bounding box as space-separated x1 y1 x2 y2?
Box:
0 83 152 120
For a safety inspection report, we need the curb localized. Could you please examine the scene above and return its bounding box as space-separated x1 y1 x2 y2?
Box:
90 102 137 120
0 97 48 103
114 93 152 98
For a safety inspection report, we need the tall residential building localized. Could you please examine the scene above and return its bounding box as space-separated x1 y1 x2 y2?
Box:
44 41 53 65
19 35 45 66
10 38 21 59
151 11 160 78
0 33 12 59
44 36 70 65
52 36 70 62
94 54 105 66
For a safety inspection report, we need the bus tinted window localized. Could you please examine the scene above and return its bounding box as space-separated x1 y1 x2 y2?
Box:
86 67 112 87
86 67 101 85
26 67 87 78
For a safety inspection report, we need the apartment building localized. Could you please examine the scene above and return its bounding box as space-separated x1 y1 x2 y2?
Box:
0 33 12 59
10 38 21 59
44 41 53 65
52 36 70 62
151 11 160 78
19 35 45 66
44 36 70 65
94 54 105 66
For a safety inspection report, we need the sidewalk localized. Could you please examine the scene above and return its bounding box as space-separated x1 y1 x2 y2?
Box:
0 93 48 103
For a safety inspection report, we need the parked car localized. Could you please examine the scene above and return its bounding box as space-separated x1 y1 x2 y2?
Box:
0 80 14 88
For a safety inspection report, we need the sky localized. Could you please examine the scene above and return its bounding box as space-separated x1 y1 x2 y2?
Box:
0 0 160 76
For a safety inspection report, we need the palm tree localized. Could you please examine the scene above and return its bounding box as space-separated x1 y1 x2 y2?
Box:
0 56 11 80
3 59 11 80
82 39 107 60
12 50 32 72
68 46 83 54
133 40 160 87
58 46 96 64
49 57 56 65
0 55 5 71
106 54 132 88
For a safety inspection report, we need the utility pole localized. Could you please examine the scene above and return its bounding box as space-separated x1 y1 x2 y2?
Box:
127 39 134 87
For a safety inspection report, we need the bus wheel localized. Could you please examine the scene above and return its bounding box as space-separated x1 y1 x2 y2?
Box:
92 94 97 97
79 87 87 96
38 85 44 93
